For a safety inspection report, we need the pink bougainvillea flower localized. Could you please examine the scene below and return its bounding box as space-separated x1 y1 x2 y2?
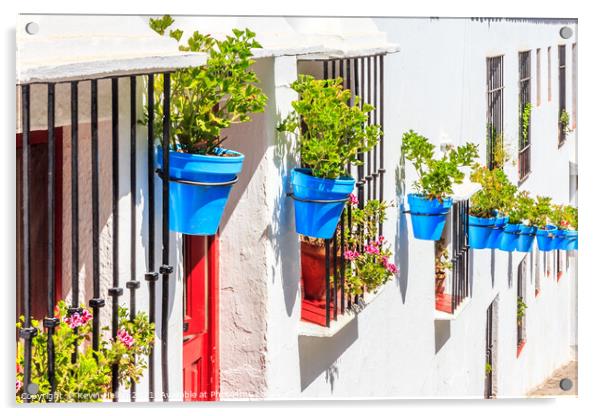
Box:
348 194 359 206
63 313 82 329
16 379 23 392
386 262 399 274
344 250 360 261
378 235 385 245
81 309 93 324
365 244 380 255
117 328 135 349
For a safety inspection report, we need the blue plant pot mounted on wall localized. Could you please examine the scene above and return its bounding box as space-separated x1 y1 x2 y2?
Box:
468 215 496 249
486 215 509 249
157 147 244 236
516 224 537 253
498 223 520 252
290 168 355 239
406 194 452 241
536 224 558 252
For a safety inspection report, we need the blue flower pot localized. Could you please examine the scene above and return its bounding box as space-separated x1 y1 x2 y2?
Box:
516 224 537 253
554 229 566 250
157 147 244 235
290 168 355 239
499 223 521 252
468 215 496 249
536 224 558 252
558 229 578 251
486 215 509 249
407 194 452 241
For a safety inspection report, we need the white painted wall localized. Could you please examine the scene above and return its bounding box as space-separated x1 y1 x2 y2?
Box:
16 15 577 401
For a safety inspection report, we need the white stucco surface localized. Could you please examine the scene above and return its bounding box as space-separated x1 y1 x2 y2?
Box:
15 15 577 401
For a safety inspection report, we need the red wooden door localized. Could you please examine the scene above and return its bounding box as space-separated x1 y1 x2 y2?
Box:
183 235 219 401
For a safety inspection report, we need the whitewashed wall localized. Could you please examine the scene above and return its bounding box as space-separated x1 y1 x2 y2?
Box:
17 15 577 401
262 17 577 398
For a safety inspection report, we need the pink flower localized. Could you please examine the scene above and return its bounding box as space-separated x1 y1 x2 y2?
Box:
16 363 23 374
386 262 399 274
344 250 360 261
63 308 93 328
16 379 23 392
81 309 92 324
117 328 135 349
365 244 380 255
348 194 359 206
377 235 385 245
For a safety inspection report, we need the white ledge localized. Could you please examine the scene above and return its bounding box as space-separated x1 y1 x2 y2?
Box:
297 43 400 60
17 52 207 84
451 181 481 201
434 298 471 321
298 286 385 338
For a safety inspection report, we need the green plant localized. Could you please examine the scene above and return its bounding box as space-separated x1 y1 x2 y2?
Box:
144 15 267 155
277 75 381 179
551 204 578 230
508 191 534 225
16 301 154 403
559 109 572 134
517 296 528 323
343 199 397 295
487 124 512 169
521 102 532 146
435 239 452 292
531 196 553 228
485 362 493 375
401 130 479 201
469 166 517 218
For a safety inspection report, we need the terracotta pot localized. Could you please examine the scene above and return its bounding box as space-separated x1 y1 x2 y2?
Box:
300 241 335 301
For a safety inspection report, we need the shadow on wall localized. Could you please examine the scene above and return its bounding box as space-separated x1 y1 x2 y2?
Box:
435 320 451 354
272 108 299 317
507 252 514 288
395 151 409 303
298 318 359 392
490 249 496 288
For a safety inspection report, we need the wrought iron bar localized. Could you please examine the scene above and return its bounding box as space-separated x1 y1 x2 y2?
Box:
89 79 105 355
378 54 385 235
145 73 158 403
109 77 123 402
372 55 378 201
19 84 35 403
325 238 331 328
44 83 59 400
160 72 173 401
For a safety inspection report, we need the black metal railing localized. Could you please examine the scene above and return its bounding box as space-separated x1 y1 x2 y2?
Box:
17 72 173 402
298 55 386 327
486 56 504 170
450 199 470 314
518 50 531 181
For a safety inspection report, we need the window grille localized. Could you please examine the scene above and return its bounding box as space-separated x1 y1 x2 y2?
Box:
518 50 532 181
17 73 173 402
297 55 386 327
486 56 504 170
558 45 567 146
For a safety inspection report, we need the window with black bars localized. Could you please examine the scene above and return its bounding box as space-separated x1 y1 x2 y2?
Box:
297 55 386 327
17 73 173 403
487 56 504 170
517 257 527 349
518 50 532 181
450 200 471 313
558 45 567 146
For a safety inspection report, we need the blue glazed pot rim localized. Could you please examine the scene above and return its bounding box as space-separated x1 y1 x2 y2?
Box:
159 146 245 163
291 167 355 185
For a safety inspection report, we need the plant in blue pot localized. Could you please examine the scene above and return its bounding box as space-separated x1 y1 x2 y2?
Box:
514 192 538 253
552 204 578 251
468 166 516 250
499 191 529 252
145 16 268 235
277 75 380 239
401 131 478 241
533 196 557 252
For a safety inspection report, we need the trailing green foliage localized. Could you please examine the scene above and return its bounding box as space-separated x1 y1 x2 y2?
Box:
559 109 572 134
521 102 532 146
401 130 479 200
144 15 267 155
469 166 517 218
550 204 578 230
277 75 381 179
343 199 397 295
517 296 528 323
16 301 154 403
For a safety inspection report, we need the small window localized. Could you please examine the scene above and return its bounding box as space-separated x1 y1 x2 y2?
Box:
518 50 532 181
572 43 577 130
517 256 528 356
536 48 541 106
486 56 504 170
558 44 567 146
547 46 552 102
